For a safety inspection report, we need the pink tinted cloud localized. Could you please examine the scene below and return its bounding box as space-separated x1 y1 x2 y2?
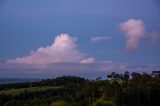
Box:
80 57 95 64
119 19 147 52
7 34 94 64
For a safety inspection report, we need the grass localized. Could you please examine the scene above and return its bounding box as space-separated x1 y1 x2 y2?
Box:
92 99 115 106
108 79 123 84
0 86 63 95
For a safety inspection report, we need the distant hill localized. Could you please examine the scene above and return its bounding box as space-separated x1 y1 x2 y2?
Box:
0 78 40 84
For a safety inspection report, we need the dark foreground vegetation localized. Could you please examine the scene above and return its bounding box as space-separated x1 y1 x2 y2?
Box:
0 71 160 106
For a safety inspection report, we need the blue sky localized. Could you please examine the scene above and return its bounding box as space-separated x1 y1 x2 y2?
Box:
0 0 160 78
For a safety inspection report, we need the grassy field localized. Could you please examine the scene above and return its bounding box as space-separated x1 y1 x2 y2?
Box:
109 79 123 84
0 86 63 95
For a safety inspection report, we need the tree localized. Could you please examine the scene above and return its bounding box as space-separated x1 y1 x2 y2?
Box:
111 72 116 79
124 71 130 81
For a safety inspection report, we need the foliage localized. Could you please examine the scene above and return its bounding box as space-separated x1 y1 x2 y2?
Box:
0 86 63 95
93 100 115 106
50 100 66 106
0 72 160 106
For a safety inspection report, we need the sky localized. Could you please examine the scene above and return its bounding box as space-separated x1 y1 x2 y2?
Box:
0 0 160 79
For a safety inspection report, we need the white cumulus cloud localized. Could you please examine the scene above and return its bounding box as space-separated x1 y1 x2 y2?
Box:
91 36 111 42
7 34 94 64
80 57 95 64
119 19 147 52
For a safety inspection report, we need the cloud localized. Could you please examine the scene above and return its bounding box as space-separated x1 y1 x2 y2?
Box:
91 36 112 42
80 57 95 64
150 31 160 47
7 34 94 64
119 19 147 52
1 62 159 78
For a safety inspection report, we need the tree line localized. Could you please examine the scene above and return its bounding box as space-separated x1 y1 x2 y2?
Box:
0 71 160 106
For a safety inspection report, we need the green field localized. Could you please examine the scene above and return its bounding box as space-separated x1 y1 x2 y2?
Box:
0 86 63 95
108 79 123 84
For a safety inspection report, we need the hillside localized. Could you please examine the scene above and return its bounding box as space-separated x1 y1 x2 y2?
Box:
0 72 160 106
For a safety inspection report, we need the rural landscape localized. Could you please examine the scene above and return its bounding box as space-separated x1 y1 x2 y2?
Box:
0 0 160 106
0 71 160 106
